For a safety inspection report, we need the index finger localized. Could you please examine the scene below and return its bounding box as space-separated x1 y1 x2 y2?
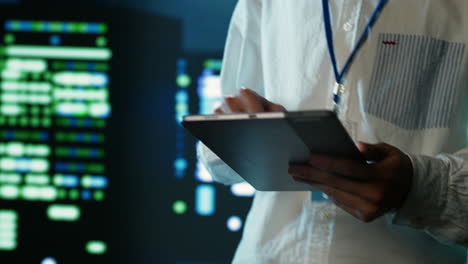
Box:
239 88 264 112
241 88 286 112
308 155 373 180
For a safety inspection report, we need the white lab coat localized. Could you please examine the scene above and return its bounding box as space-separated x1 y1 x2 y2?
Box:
198 0 468 263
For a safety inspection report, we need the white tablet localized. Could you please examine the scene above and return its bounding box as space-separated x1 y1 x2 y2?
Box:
182 110 365 191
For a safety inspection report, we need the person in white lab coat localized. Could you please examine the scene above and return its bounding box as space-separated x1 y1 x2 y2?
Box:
198 0 468 263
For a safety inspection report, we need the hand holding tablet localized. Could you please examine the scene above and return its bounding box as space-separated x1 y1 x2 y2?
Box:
183 88 365 191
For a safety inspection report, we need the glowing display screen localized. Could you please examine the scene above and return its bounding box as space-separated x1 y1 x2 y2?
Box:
0 18 111 262
174 57 254 239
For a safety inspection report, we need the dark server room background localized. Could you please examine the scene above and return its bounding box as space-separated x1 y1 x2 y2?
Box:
0 0 251 263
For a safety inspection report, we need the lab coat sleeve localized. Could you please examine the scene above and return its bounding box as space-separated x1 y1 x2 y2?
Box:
393 148 468 247
197 0 265 185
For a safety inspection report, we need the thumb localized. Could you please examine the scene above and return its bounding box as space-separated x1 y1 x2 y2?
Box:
357 142 393 162
266 102 286 112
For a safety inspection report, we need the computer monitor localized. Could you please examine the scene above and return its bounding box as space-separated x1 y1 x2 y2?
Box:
0 5 181 263
171 55 253 263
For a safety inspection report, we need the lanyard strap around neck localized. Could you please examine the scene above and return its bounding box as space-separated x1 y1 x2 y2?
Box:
322 0 389 85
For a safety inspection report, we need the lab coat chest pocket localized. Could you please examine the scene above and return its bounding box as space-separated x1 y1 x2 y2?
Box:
365 33 465 130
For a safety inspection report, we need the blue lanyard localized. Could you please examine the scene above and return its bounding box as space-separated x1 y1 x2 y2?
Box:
311 0 389 202
322 0 389 108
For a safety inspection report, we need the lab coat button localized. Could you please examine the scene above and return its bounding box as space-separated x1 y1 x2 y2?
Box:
343 22 354 31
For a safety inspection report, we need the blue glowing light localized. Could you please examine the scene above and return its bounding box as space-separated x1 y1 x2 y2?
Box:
6 130 15 140
40 132 49 141
54 163 68 172
176 90 189 103
75 163 85 172
54 162 84 173
41 257 57 264
197 70 222 115
174 158 188 171
42 22 51 32
94 73 108 87
195 185 216 216
19 21 32 32
85 176 108 189
50 35 61 46
87 63 95 71
174 158 188 179
86 23 100 34
5 21 12 31
64 23 72 33
177 59 187 69
227 216 243 232
81 190 92 200
89 149 99 158
57 174 79 188
15 158 32 173
68 148 78 157
65 62 74 70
